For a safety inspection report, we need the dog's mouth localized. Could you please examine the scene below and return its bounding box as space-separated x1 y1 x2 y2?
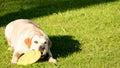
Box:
30 50 49 60
30 50 45 59
40 51 46 59
41 51 43 55
31 49 46 58
38 46 49 59
40 52 49 60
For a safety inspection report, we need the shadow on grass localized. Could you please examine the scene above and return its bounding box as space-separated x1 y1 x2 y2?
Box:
38 35 81 62
0 0 117 27
49 35 81 58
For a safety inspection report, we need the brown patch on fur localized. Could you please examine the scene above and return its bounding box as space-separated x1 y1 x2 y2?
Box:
15 52 21 59
24 38 32 48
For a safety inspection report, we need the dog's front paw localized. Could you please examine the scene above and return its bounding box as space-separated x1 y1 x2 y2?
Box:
49 57 57 63
11 57 18 64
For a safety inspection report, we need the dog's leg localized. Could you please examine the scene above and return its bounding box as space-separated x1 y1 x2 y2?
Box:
11 51 21 64
48 50 57 63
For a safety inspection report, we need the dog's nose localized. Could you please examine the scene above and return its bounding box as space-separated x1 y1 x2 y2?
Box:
40 46 45 50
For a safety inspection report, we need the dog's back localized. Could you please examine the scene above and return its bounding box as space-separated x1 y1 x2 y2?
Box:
5 19 46 49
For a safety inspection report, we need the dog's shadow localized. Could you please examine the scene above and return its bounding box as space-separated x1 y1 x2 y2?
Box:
49 35 81 58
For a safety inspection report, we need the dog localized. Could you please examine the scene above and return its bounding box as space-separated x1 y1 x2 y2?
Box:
5 19 56 64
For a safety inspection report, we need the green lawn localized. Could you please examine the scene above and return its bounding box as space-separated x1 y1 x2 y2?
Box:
0 0 120 68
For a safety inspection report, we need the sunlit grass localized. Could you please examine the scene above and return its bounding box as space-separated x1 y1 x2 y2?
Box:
0 0 120 68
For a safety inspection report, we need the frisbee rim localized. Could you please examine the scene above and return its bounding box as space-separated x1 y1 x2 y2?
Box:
17 50 41 65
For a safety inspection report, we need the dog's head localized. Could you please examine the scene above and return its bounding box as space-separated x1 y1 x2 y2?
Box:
24 35 51 57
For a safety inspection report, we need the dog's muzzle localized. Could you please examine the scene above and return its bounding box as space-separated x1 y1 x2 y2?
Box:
40 46 45 50
39 46 47 58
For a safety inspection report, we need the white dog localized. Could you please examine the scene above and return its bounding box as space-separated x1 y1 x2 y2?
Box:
5 19 56 64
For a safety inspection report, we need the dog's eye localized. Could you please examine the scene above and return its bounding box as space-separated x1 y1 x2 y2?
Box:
34 41 38 44
44 41 47 44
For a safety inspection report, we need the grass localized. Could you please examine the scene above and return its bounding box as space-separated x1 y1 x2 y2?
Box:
0 0 120 68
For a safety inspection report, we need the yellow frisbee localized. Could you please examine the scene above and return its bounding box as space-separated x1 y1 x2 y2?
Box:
17 50 41 65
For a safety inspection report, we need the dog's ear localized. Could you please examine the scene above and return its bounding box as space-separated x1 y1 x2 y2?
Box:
48 40 52 48
24 38 32 48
